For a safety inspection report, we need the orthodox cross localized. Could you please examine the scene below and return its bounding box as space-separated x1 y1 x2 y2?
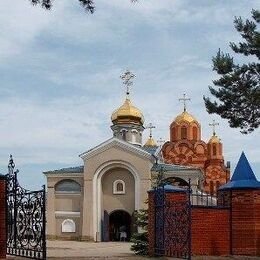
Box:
179 93 191 112
209 119 219 136
157 137 165 147
146 123 156 138
120 70 135 98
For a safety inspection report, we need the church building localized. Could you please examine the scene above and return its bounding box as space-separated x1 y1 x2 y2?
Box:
44 71 229 241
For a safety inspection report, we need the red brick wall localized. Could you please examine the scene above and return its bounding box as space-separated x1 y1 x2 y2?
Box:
0 176 6 259
191 207 230 256
231 190 260 256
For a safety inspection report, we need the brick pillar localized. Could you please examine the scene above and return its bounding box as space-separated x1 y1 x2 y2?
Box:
0 175 6 259
230 189 260 256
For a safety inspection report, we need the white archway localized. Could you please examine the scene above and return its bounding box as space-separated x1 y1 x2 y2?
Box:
92 160 140 241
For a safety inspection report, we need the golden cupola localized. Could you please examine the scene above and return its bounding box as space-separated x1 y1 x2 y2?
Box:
144 123 157 147
170 94 201 142
111 70 145 146
111 98 144 126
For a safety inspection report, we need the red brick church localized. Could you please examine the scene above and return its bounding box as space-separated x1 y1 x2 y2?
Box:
162 95 230 194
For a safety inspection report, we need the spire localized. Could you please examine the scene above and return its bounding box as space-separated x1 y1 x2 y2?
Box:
219 152 260 190
120 70 135 100
179 93 191 112
144 123 157 147
209 119 219 136
231 152 256 181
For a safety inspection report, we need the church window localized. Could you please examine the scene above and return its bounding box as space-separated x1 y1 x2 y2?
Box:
131 129 138 143
210 181 214 195
193 126 197 140
61 219 76 233
113 180 125 194
55 180 81 193
120 129 127 141
213 145 217 156
181 126 187 139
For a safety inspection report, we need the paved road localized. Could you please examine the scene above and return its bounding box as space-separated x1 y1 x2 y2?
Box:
5 240 260 259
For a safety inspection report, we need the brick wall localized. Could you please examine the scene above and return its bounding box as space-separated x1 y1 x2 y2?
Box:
231 190 260 256
191 207 230 256
0 175 6 259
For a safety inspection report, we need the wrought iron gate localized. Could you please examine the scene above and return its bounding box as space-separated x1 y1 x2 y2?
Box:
154 185 191 259
6 155 46 259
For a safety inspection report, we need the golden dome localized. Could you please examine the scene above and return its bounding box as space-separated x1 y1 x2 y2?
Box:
208 134 221 143
111 98 144 125
144 137 157 147
174 111 197 124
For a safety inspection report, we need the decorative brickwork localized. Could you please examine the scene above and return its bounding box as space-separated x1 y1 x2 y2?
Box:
0 175 6 259
191 207 230 255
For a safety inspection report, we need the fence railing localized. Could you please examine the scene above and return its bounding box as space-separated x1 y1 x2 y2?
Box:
190 190 217 207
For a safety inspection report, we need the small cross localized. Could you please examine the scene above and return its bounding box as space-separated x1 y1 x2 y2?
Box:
145 123 156 138
209 120 219 136
120 70 135 98
157 137 165 147
179 93 191 112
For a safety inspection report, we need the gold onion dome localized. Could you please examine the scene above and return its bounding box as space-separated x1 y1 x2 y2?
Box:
111 98 144 125
174 111 197 124
208 134 221 144
144 137 157 147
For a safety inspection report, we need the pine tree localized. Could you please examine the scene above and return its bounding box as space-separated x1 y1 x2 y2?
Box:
130 165 166 255
204 9 260 134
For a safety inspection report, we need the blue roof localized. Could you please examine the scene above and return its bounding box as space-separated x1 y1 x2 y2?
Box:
148 184 188 193
219 152 260 190
43 166 84 174
142 145 158 155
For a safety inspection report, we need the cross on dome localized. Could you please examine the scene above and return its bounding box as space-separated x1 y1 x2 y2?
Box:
157 137 165 147
209 120 219 136
120 70 135 99
146 123 156 138
179 93 191 112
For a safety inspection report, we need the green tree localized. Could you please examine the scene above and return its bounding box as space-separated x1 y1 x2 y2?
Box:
130 165 166 255
30 0 137 13
204 9 260 134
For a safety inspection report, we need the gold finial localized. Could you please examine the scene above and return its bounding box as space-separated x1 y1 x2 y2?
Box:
157 137 165 147
179 93 191 112
120 70 135 99
209 119 219 136
146 123 156 138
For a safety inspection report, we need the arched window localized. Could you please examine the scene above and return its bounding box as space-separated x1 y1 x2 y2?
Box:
55 180 81 193
181 126 187 139
213 145 217 156
113 180 126 194
210 181 214 195
120 129 127 141
193 126 197 140
62 219 76 233
131 129 138 143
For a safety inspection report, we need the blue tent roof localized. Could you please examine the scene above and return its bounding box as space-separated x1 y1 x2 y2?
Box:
219 152 260 190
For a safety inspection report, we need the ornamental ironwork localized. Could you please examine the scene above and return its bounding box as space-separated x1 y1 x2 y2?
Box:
6 155 46 259
154 184 191 259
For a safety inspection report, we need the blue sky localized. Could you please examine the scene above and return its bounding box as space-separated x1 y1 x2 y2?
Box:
0 0 259 190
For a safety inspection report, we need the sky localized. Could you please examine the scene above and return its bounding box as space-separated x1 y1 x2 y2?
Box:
0 0 259 190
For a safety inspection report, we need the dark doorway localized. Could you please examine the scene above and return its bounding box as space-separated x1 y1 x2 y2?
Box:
109 210 131 241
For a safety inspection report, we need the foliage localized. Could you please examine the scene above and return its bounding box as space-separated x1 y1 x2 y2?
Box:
130 209 148 255
204 9 260 134
130 165 166 255
29 0 137 13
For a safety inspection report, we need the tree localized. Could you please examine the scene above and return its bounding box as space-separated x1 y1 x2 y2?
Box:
130 165 166 255
204 9 260 134
30 0 137 13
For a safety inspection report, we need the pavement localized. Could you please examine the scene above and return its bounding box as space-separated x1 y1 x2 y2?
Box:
4 240 260 259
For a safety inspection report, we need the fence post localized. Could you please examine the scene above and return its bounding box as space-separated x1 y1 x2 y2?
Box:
0 174 7 259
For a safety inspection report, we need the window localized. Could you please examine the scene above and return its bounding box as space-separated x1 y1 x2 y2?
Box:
210 181 214 195
131 129 138 143
120 129 127 141
216 181 220 191
113 180 126 194
55 180 81 193
62 219 76 233
193 126 197 140
213 145 217 156
181 126 187 139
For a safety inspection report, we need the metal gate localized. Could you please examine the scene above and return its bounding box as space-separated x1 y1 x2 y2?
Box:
6 155 46 259
154 185 191 259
